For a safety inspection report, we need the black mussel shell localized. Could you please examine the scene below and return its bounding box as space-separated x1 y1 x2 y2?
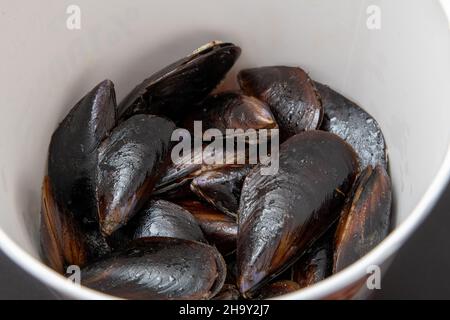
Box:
40 176 88 272
152 178 195 200
118 42 241 122
81 237 226 300
333 165 392 272
237 131 358 295
238 66 322 140
97 114 175 236
183 92 277 134
41 175 111 270
191 165 252 217
254 280 301 299
292 227 334 288
315 82 388 170
48 79 117 223
155 147 247 194
131 200 206 243
176 200 237 256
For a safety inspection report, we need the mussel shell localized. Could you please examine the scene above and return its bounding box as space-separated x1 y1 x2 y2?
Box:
254 280 301 299
131 200 206 243
190 165 252 217
155 147 247 194
333 165 392 272
238 66 322 140
237 131 358 295
213 284 241 300
40 176 88 272
118 42 241 122
48 79 117 223
315 82 388 170
176 200 237 256
81 237 226 300
152 178 195 200
41 174 112 270
183 92 277 134
292 227 334 288
97 114 175 236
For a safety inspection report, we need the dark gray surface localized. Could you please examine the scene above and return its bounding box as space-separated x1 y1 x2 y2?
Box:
1 183 450 300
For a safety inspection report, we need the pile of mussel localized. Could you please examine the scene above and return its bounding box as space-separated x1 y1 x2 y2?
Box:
40 41 392 300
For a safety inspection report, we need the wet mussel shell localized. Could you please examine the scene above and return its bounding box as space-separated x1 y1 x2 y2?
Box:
333 165 392 272
238 66 323 140
81 237 226 300
154 148 248 195
40 176 88 272
131 200 206 243
183 92 277 134
190 165 252 218
176 200 237 256
292 227 334 288
118 42 241 122
97 114 175 236
48 79 117 223
237 130 359 295
315 82 388 170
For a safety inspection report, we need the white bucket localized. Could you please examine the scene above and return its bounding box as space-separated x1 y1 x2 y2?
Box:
0 0 449 299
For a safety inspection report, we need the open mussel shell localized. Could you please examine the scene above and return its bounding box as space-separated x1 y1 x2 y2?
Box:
292 227 334 288
315 82 388 170
176 200 237 256
237 131 359 295
183 92 277 134
48 79 117 223
131 200 206 243
191 165 252 217
333 165 392 273
254 280 301 299
118 42 241 122
40 176 88 272
97 114 175 236
81 237 226 300
238 66 323 140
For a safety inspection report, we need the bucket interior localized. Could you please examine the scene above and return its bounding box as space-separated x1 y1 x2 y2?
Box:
0 0 449 294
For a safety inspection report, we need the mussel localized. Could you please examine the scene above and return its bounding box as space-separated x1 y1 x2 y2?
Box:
190 165 252 217
176 200 237 256
131 200 206 243
333 165 392 272
292 228 334 288
97 114 175 236
48 79 117 223
118 42 241 122
81 237 226 300
315 82 388 169
238 66 323 140
182 92 277 134
155 147 247 195
237 131 358 295
40 176 88 272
